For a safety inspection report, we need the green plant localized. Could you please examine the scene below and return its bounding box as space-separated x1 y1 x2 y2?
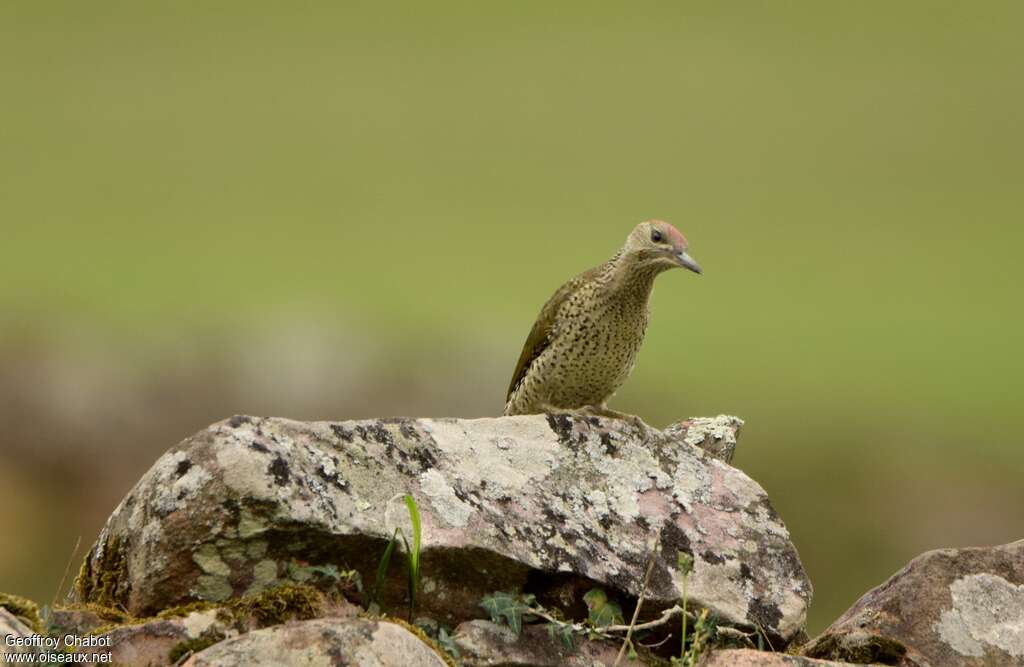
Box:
480 587 627 650
669 552 720 667
583 588 624 628
480 591 537 635
370 494 423 621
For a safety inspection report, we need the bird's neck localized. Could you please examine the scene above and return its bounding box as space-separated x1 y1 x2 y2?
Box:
601 250 662 302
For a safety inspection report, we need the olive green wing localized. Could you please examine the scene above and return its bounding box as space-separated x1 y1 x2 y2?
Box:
505 269 594 403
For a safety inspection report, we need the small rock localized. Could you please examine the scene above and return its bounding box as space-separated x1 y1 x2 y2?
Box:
1 608 42 658
698 648 857 665
663 415 743 464
453 618 644 666
182 617 449 666
47 603 135 637
101 610 222 667
804 539 1024 667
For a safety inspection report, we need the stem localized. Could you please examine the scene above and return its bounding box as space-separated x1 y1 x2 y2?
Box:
613 534 661 667
680 575 688 661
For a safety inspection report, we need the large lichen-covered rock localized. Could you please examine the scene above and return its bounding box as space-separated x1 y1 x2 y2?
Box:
182 617 449 666
73 413 810 642
804 539 1024 666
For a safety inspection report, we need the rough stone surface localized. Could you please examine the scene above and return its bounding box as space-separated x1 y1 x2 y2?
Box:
453 618 643 666
46 607 108 637
804 539 1024 666
663 415 742 464
74 413 809 642
1 608 41 658
698 648 856 666
182 617 448 666
100 610 222 666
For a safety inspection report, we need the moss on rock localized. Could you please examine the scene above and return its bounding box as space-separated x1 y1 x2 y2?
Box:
168 628 227 664
0 593 42 633
74 535 129 609
218 583 325 629
380 617 459 667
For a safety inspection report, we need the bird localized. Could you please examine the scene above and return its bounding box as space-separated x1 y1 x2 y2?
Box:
503 220 702 423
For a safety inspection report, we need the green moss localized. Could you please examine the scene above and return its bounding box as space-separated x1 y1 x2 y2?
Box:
0 593 42 633
156 600 216 620
219 583 325 629
74 536 129 609
167 628 227 664
381 617 459 667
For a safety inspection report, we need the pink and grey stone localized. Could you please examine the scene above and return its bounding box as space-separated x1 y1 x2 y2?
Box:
72 413 810 644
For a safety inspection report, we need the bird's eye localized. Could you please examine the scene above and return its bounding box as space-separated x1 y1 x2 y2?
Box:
650 229 663 243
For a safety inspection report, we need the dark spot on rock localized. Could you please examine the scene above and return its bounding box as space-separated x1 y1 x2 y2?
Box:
355 423 393 446
546 413 575 444
747 596 783 632
701 550 725 565
228 415 251 428
249 441 270 453
316 456 348 492
410 445 438 471
636 516 650 530
399 422 420 440
600 431 617 454
752 496 781 523
222 498 240 516
740 563 754 581
327 643 349 667
268 457 291 486
330 424 354 442
598 514 613 530
452 485 477 507
175 459 193 477
660 520 691 557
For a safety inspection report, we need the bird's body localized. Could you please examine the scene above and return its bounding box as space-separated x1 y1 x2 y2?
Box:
504 220 701 419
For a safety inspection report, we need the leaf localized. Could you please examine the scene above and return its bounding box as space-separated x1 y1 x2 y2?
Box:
677 551 694 576
437 627 460 658
404 494 423 619
545 622 575 649
372 528 400 605
479 592 531 635
582 588 623 628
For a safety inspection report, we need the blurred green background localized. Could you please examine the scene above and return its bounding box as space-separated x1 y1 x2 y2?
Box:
1 2 1022 633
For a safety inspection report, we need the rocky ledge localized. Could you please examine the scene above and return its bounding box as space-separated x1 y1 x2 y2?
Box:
67 413 812 659
3 413 1018 665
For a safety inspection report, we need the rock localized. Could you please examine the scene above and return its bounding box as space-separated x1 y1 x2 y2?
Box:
0 592 42 633
453 618 644 666
101 609 223 666
73 413 810 644
698 648 856 665
803 539 1024 666
662 415 743 464
1 608 42 658
47 607 110 636
182 617 449 666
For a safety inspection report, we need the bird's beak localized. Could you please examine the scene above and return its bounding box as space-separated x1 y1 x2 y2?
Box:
675 250 702 274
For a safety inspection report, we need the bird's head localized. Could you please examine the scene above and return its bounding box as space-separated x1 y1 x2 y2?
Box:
624 220 702 274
